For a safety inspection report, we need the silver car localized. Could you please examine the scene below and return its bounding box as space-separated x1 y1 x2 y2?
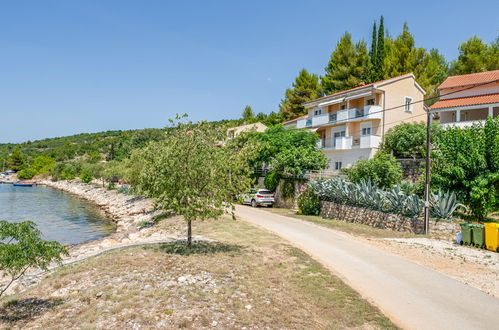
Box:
242 188 275 207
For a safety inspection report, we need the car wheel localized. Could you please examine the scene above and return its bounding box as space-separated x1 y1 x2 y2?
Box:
251 200 257 208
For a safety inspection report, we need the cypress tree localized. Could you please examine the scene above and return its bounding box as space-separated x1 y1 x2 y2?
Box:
368 21 377 82
375 16 385 80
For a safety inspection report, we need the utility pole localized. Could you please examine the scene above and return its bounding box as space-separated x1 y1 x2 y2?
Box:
423 107 431 235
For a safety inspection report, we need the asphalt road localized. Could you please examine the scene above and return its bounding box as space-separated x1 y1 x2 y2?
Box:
235 205 499 330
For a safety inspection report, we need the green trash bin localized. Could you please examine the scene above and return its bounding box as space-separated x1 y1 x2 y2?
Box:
460 223 473 246
471 224 485 248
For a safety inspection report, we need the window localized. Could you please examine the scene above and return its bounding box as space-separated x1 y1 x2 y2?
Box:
366 98 375 106
314 107 322 116
340 103 347 110
335 162 342 170
362 127 371 136
404 97 413 112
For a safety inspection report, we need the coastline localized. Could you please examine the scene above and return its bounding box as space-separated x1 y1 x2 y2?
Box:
3 180 187 296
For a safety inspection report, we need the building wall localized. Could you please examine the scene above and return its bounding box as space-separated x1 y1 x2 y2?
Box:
380 77 426 134
323 148 376 170
439 82 499 100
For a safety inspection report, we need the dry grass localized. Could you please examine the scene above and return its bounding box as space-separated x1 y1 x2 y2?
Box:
265 207 418 239
0 217 397 329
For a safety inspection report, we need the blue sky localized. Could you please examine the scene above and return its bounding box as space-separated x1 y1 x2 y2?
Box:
1 0 498 143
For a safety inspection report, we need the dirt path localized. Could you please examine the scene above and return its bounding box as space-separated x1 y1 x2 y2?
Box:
235 205 499 330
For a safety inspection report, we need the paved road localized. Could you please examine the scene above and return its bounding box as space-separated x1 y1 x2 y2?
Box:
235 205 499 330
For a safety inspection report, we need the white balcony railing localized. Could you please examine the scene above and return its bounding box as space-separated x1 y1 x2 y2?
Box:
318 135 381 150
298 105 382 129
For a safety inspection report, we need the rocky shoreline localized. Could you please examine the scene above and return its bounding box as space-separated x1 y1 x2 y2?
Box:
3 180 188 296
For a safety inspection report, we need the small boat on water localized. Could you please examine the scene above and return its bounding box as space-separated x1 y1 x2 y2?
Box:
13 182 36 187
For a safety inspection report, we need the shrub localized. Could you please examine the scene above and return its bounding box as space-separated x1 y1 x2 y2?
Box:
345 152 402 189
79 169 93 184
0 221 68 297
297 187 321 215
17 168 36 180
264 172 280 191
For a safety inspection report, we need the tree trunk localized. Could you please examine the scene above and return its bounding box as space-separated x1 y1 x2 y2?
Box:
187 220 192 247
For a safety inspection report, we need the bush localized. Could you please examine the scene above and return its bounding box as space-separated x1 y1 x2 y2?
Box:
297 187 321 215
345 152 403 189
17 168 36 180
0 221 68 297
264 172 280 191
79 169 93 184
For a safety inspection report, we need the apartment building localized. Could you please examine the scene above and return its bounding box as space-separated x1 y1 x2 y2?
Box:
430 70 499 127
285 73 426 171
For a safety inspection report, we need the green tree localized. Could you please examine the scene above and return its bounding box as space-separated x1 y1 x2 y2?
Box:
30 156 56 174
241 105 255 123
134 116 256 246
450 36 499 74
419 49 448 104
382 122 442 158
375 16 385 81
367 21 377 83
345 152 403 189
321 32 369 94
79 169 93 184
8 146 26 171
270 146 328 176
279 69 321 120
432 117 499 220
0 221 68 297
240 124 326 174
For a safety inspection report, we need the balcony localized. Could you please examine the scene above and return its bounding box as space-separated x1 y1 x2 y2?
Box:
318 135 381 150
299 105 382 128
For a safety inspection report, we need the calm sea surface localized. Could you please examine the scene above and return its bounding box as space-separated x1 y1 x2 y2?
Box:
0 184 115 245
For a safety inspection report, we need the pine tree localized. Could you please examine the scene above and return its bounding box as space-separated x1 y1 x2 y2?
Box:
321 32 369 95
8 146 26 171
375 16 385 81
450 36 499 74
279 69 321 120
241 105 255 123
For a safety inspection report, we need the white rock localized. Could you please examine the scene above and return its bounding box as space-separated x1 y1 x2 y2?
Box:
245 304 252 310
177 276 187 283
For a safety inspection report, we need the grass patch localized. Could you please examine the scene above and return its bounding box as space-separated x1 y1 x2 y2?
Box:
150 240 241 255
1 216 397 329
266 207 417 239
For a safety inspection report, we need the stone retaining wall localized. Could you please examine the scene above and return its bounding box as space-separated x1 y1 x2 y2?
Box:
320 201 460 236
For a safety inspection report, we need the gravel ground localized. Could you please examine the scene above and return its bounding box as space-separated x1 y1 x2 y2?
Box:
366 237 499 298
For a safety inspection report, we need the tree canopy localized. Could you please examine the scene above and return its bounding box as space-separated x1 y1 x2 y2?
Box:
279 69 321 120
432 117 499 220
450 36 499 75
321 32 369 94
133 116 257 246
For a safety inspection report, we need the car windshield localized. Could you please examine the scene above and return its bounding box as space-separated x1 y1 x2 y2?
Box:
258 190 272 194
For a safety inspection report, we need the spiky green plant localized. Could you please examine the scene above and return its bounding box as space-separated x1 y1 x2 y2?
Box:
430 190 466 220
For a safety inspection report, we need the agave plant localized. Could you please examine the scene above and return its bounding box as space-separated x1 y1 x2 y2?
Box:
430 190 465 220
385 186 406 214
403 194 424 218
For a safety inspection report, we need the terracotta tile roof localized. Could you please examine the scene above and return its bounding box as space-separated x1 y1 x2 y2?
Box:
430 93 499 109
304 73 416 105
438 70 499 89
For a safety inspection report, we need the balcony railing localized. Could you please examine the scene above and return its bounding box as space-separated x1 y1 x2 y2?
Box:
297 105 382 128
317 135 381 150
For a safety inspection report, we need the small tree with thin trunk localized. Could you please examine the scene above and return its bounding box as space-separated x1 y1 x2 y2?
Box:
0 221 68 297
134 115 257 246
